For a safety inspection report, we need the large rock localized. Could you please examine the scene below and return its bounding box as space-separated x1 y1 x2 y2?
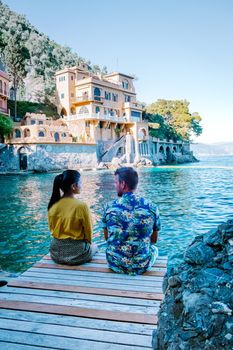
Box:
152 220 233 350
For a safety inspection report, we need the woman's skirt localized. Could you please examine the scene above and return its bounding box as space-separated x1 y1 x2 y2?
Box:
50 238 94 265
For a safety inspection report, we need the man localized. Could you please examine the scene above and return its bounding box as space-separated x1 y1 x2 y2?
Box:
102 167 161 275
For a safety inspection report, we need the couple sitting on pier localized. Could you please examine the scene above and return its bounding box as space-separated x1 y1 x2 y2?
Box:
48 167 161 275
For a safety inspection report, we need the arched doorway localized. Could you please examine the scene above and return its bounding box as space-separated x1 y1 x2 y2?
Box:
138 128 147 140
24 129 30 138
54 132 60 142
60 108 67 117
18 147 28 170
70 107 76 115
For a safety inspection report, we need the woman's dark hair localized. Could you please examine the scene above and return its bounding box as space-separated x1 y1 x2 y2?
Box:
48 170 81 210
114 167 138 190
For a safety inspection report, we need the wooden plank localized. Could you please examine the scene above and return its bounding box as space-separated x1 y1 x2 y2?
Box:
0 293 158 314
0 310 156 335
0 301 158 324
34 262 165 277
7 281 164 300
0 329 151 350
22 270 163 287
43 255 167 268
0 286 161 307
93 253 168 262
39 259 167 272
10 276 163 293
0 342 41 350
26 266 165 282
0 318 152 347
43 252 168 261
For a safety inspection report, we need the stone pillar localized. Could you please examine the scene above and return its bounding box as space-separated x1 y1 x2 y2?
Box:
125 132 132 164
134 133 140 163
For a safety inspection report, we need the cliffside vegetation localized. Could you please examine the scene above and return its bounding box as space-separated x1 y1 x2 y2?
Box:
0 2 202 142
143 99 202 141
7 100 58 119
0 113 13 142
0 1 107 117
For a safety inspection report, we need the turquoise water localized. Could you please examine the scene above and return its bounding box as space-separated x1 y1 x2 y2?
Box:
0 155 233 275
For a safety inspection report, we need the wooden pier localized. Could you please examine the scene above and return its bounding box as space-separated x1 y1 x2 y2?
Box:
0 252 167 349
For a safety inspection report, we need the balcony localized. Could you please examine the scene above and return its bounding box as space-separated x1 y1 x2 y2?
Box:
0 107 8 115
72 95 104 106
0 88 8 97
64 113 129 123
123 101 143 110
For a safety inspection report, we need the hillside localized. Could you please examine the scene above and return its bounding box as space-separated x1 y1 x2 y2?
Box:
191 142 233 156
0 1 107 105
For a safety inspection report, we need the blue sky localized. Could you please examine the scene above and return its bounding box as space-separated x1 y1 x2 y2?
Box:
3 0 233 143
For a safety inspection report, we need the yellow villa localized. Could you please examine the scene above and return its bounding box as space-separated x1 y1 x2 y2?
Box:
55 63 149 145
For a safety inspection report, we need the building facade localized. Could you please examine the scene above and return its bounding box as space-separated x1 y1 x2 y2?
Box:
55 63 149 146
0 70 9 115
2 64 193 171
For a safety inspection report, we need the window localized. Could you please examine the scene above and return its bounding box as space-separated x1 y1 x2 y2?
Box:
61 132 67 137
31 120 36 125
94 87 101 101
125 95 131 102
122 80 129 89
105 91 111 100
85 121 90 128
61 93 65 99
131 111 141 118
38 121 43 125
71 75 74 80
38 131 45 137
24 129 30 138
15 129 21 138
95 106 100 114
131 111 141 122
112 93 118 102
59 76 65 82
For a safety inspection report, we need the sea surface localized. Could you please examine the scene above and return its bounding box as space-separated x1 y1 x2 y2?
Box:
0 155 233 275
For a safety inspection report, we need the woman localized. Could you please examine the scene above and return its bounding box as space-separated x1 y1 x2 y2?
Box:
48 170 97 265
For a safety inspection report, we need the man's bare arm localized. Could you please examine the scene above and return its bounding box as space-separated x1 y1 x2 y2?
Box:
104 228 108 241
151 230 158 244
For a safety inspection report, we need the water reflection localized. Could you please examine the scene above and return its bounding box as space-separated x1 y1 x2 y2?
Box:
0 156 233 274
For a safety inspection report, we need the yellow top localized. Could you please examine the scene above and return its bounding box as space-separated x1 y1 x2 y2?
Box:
48 197 93 242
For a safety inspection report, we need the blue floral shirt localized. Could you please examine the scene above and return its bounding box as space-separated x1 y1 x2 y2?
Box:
102 192 161 275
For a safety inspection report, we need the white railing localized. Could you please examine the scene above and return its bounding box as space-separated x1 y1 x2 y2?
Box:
64 113 128 123
124 101 143 109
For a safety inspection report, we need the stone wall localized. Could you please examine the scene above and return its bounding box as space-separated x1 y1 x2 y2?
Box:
0 143 97 172
152 220 233 350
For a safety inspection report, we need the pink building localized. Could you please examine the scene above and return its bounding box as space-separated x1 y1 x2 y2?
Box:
0 70 9 115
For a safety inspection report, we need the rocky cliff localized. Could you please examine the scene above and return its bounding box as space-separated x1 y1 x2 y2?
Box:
152 220 233 350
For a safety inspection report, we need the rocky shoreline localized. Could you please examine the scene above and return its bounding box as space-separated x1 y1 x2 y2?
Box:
152 220 233 350
0 146 198 174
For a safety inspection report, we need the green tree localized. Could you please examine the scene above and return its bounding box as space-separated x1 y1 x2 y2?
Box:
143 112 181 141
0 1 108 103
0 17 30 118
146 99 202 140
0 114 13 142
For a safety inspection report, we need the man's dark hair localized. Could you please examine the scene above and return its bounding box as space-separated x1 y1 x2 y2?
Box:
115 167 138 190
